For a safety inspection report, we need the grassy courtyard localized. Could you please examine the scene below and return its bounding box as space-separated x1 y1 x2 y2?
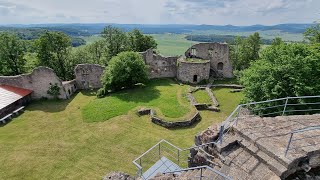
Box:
193 90 212 104
0 79 243 180
83 79 192 122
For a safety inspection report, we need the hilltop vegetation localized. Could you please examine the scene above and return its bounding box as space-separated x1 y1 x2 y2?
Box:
0 26 157 80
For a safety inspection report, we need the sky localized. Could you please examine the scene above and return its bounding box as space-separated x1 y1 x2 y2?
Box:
0 0 319 25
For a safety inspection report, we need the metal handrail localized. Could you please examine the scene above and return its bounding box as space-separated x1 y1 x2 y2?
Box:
285 126 320 156
132 139 225 179
133 96 320 178
217 95 320 146
164 165 233 180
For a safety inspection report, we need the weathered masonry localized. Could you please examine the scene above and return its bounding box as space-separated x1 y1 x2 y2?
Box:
185 43 233 78
140 49 178 79
140 42 234 84
177 57 210 84
0 64 105 100
74 64 105 90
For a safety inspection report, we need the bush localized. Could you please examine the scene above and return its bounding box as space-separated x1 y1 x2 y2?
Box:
97 88 106 98
98 51 149 97
47 83 61 99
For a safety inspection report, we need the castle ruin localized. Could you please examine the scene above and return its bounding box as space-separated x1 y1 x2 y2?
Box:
141 42 233 84
0 43 233 100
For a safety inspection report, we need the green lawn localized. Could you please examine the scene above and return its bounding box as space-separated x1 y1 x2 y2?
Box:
213 78 240 85
193 90 212 104
0 79 243 180
82 79 193 122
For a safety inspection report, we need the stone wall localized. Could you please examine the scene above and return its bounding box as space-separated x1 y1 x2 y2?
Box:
185 43 233 78
151 111 201 129
137 108 201 129
62 80 77 99
0 67 68 99
74 64 105 90
140 49 178 79
177 58 210 84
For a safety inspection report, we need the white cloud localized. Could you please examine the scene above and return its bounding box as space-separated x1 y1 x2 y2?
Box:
0 0 319 25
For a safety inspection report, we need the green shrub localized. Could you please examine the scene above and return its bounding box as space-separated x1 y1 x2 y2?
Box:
47 83 61 99
97 88 106 98
99 51 149 97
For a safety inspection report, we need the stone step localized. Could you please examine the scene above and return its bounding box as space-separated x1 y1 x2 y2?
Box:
235 128 290 168
189 169 199 178
203 168 214 177
214 133 240 153
180 170 193 178
238 138 288 177
179 171 188 177
214 164 230 180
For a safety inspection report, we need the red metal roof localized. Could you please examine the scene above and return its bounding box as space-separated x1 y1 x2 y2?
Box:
0 85 33 97
0 85 33 109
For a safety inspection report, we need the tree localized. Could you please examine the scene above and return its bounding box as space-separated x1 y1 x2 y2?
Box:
304 23 320 44
247 32 261 60
36 31 73 80
101 26 129 58
98 51 148 96
87 40 109 65
0 32 26 76
128 29 157 52
101 26 157 62
271 37 284 46
230 33 261 71
240 43 320 103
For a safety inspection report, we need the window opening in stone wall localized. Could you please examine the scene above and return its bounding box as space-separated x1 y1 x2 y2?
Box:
191 48 197 56
208 49 213 56
217 62 224 70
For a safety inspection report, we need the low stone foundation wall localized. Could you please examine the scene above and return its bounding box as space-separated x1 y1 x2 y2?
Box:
210 84 243 89
194 104 220 112
138 108 201 129
151 111 201 129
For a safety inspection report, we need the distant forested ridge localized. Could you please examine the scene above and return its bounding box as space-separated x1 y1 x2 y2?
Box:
185 35 273 44
0 27 87 47
1 23 313 35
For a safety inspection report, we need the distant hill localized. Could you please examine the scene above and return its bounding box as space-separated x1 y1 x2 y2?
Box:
0 23 314 35
185 34 273 44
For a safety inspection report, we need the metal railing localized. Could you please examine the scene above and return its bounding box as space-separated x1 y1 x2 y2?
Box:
132 140 184 179
132 140 223 179
285 126 320 156
133 96 320 179
165 166 233 180
218 95 320 144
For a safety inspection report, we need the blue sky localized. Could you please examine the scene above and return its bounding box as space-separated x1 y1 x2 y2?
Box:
0 0 319 25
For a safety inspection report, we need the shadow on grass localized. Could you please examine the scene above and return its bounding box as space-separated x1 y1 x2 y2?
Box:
27 92 79 113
